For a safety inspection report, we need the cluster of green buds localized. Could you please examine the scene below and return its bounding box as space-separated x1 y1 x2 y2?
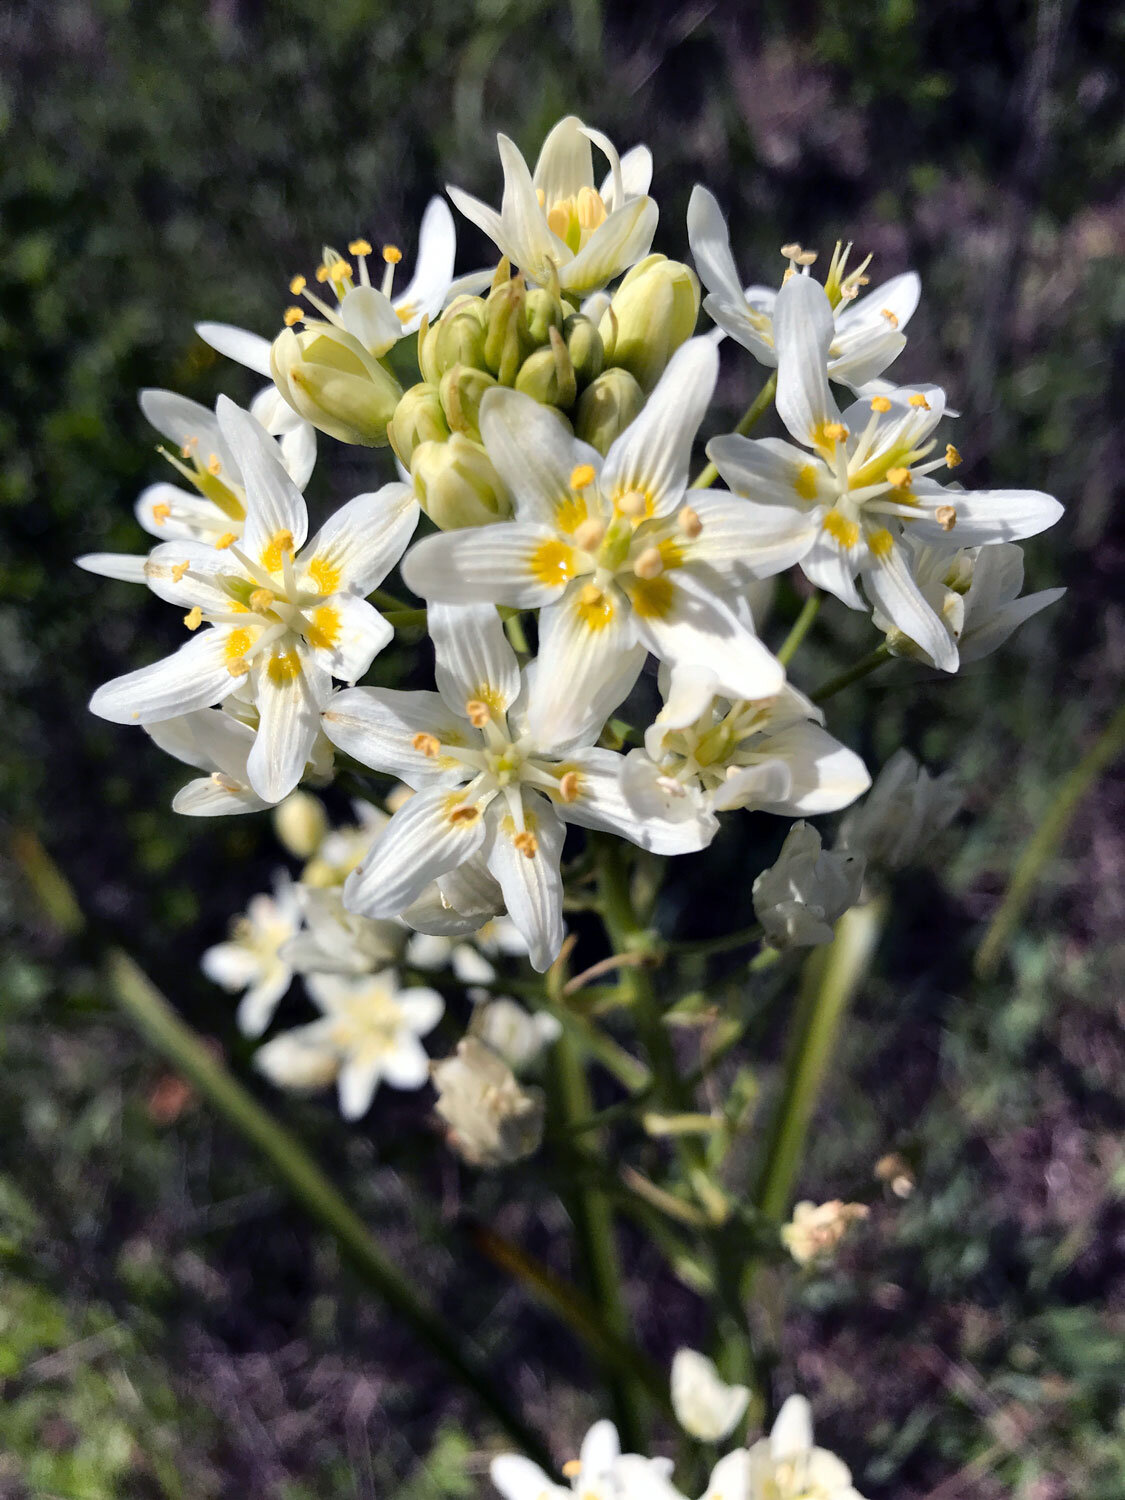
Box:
389 255 700 530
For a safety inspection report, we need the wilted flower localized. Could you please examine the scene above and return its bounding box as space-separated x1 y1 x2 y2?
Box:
201 873 302 1035
752 822 865 948
431 1037 545 1167
838 749 960 870
671 1348 751 1442
781 1200 870 1266
702 1395 864 1500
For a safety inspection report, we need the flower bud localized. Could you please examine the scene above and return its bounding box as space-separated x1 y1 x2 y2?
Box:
562 313 605 385
271 325 403 447
599 254 700 393
431 1037 545 1167
484 274 531 386
439 364 498 443
424 297 488 382
514 327 577 409
524 287 565 346
410 433 513 530
387 382 450 467
574 366 645 454
272 791 328 859
752 821 864 948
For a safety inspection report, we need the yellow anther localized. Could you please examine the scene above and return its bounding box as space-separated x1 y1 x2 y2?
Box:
207 454 223 476
180 437 198 457
780 241 803 259
880 307 900 327
513 830 539 858
870 395 893 413
886 467 913 489
823 422 848 443
908 392 931 409
226 657 250 677
677 505 702 538
315 264 330 283
936 504 957 532
183 606 203 631
448 802 481 824
151 502 172 525
633 546 664 580
579 582 604 607
945 443 963 468
466 699 491 728
562 1461 582 1480
572 518 606 553
855 274 871 285
558 771 580 803
249 588 275 614
795 249 818 266
289 275 307 295
284 306 303 326
327 260 352 283
348 239 372 256
382 244 403 264
616 489 647 518
171 559 191 582
215 532 237 550
412 732 441 759
570 463 596 491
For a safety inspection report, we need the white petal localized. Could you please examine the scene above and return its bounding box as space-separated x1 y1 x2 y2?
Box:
579 1420 620 1479
960 586 1065 662
710 758 793 813
144 711 218 771
139 390 229 467
620 751 719 845
195 321 274 377
707 434 831 511
321 686 470 788
143 539 243 612
445 185 509 259
771 1394 813 1461
255 1031 340 1092
486 794 565 973
489 1455 562 1500
600 337 718 516
702 1450 751 1500
200 941 259 992
337 1056 384 1119
307 593 393 683
428 602 520 717
75 552 150 583
671 1347 751 1443
171 774 268 816
340 284 403 357
300 482 418 599
277 418 317 491
601 143 652 206
628 570 784 700
237 969 293 1037
246 642 331 801
216 395 309 563
344 785 489 919
561 197 658 293
479 386 598 528
394 197 457 332
753 721 872 815
135 481 232 543
561 747 715 854
687 185 747 309
396 988 445 1036
773 274 843 449
378 1033 433 1091
862 538 958 672
908 487 1064 546
800 529 866 610
180 707 256 779
497 132 571 275
533 115 594 201
529 584 647 749
683 490 823 582
402 523 575 609
89 627 238 725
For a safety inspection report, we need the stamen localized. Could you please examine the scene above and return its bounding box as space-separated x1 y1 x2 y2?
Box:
289 275 307 295
886 467 913 489
579 582 604 607
633 546 664 580
823 422 848 444
249 588 275 614
880 308 899 327
616 489 646 518
569 463 596 490
327 260 352 284
171 559 190 582
936 505 957 532
226 657 250 677
677 505 702 538
466 699 491 728
412 732 441 758
573 518 605 553
870 395 892 413
349 239 372 256
315 264 330 283
382 244 402 264
183 606 203 631
180 437 198 458
513 830 539 858
945 444 962 468
795 249 818 266
561 1461 581 1480
284 307 303 327
215 532 237 550
448 803 481 824
151 502 171 525
780 241 803 259
908 392 931 410
558 771 580 803
207 455 223 476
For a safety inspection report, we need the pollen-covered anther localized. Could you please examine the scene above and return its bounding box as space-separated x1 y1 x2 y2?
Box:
823 422 848 444
936 504 957 532
171 559 191 582
794 249 818 266
780 241 803 259
180 437 198 458
573 517 605 552
226 657 250 678
289 275 306 295
210 772 241 793
412 732 441 758
908 392 931 410
887 467 913 489
382 244 402 264
513 830 539 858
207 454 223 476
151 502 172 525
315 264 330 283
880 307 900 327
348 239 372 256
215 532 236 550
558 771 580 803
870 395 893 413
945 444 963 468
561 1461 582 1480
448 802 481 825
466 699 491 728
579 582 604 607
677 505 702 538
183 606 203 631
616 489 647 518
283 307 303 327
249 588 275 614
633 546 664 580
569 463 596 491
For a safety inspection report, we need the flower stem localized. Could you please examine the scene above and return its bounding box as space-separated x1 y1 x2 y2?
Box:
690 372 778 491
777 593 821 667
810 643 892 704
975 699 1125 979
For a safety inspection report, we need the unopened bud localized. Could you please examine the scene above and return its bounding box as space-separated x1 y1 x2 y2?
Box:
272 791 329 859
387 382 450 467
410 433 513 531
514 327 577 409
432 1037 545 1168
562 313 605 384
524 287 565 347
439 364 498 442
271 326 403 447
422 297 488 382
484 273 531 386
574 366 645 455
599 254 700 393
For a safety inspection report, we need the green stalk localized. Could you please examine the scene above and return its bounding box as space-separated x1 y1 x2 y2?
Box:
690 373 778 491
777 593 821 667
975 699 1125 979
810 643 892 704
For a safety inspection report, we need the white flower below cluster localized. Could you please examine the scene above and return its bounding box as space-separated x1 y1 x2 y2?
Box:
838 749 960 870
671 1348 751 1443
752 822 865 948
471 997 561 1071
431 1037 545 1168
201 873 302 1036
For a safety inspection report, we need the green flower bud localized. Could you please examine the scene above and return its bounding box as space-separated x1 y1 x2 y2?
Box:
387 382 450 467
574 366 645 454
411 433 513 530
420 297 488 384
599 254 700 393
525 287 565 347
271 325 403 447
514 327 577 409
439 364 498 443
484 273 531 386
562 313 605 384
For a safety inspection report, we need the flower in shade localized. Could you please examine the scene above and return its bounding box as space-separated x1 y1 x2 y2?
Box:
90 396 418 802
837 749 959 870
404 339 804 746
708 275 1063 672
701 1395 865 1500
449 116 657 295
201 873 302 1036
671 1348 751 1443
431 1037 545 1167
688 188 921 392
491 1419 684 1500
255 970 444 1120
752 822 865 948
321 602 711 972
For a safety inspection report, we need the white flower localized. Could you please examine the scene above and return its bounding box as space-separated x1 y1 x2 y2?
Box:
671 1348 751 1443
491 1419 685 1500
781 1200 869 1267
449 116 657 296
688 188 921 392
281 886 407 978
90 396 419 802
708 275 1064 672
471 998 561 1071
404 339 801 746
201 873 302 1035
321 602 711 972
195 322 318 488
872 537 1065 667
701 1396 864 1500
144 707 273 817
255 970 444 1120
278 196 457 356
300 798 389 886
431 1036 545 1167
622 662 870 847
837 749 959 870
752 822 865 948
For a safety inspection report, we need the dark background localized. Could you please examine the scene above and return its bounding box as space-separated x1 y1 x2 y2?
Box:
1 1 1122 1494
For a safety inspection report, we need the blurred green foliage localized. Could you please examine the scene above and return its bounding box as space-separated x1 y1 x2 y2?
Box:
1 0 1122 1494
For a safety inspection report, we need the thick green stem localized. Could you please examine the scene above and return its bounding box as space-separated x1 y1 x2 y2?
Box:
777 593 821 667
975 699 1125 979
690 373 778 491
810 643 892 704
